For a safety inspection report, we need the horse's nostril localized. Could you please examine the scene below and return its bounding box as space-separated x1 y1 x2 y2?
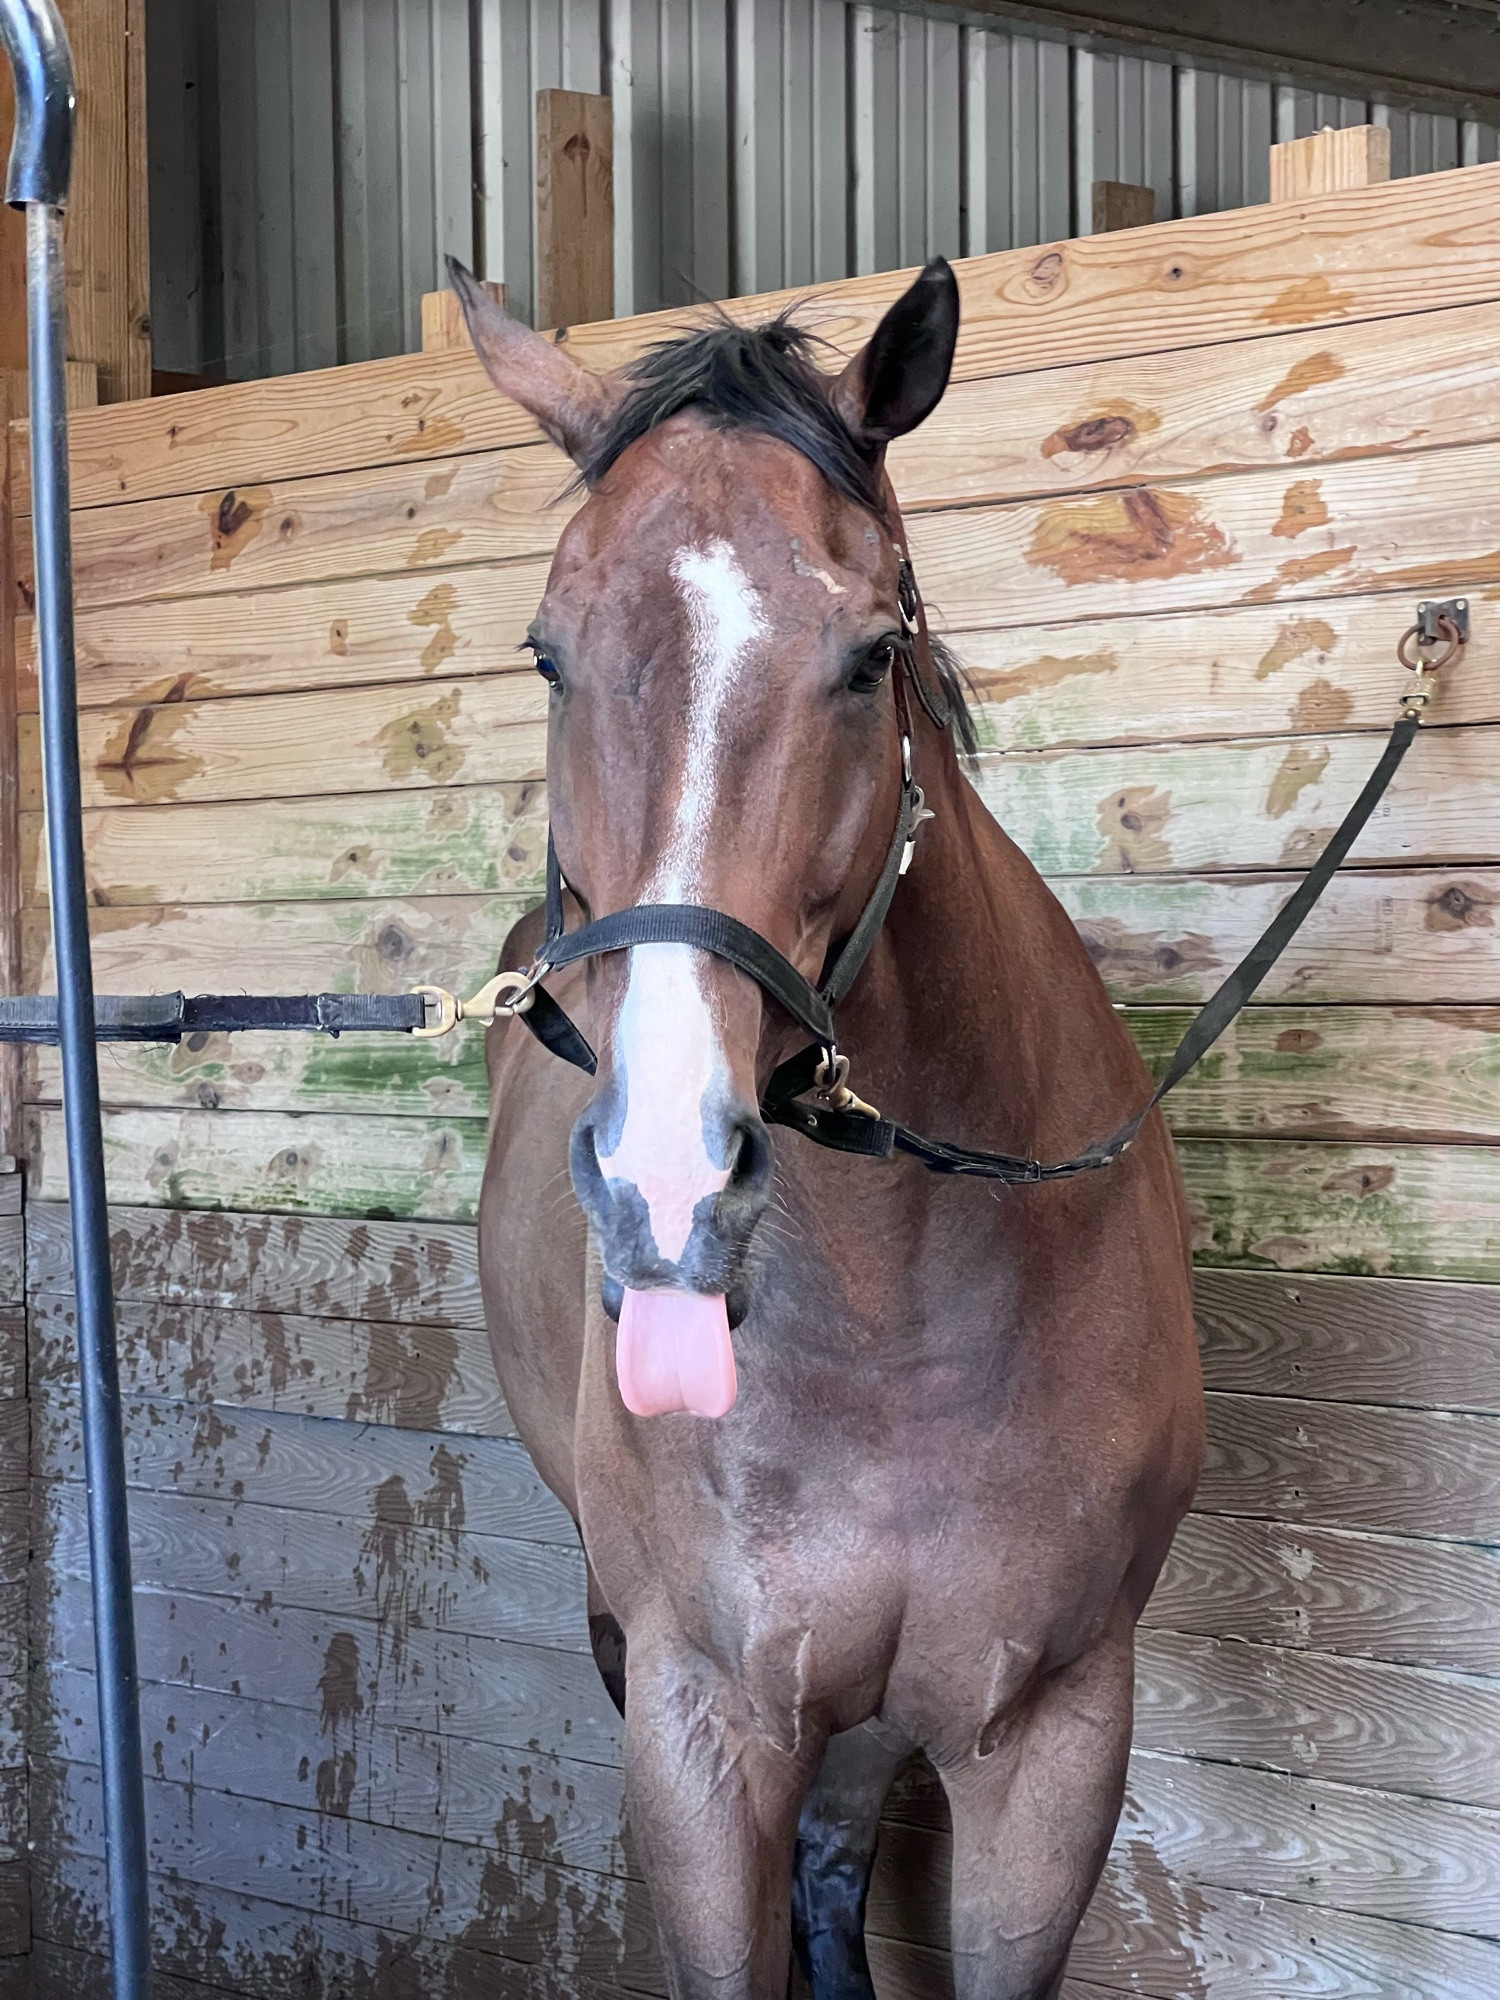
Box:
726 1115 773 1195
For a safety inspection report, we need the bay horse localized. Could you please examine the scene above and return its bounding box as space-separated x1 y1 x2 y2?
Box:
459 257 1203 1999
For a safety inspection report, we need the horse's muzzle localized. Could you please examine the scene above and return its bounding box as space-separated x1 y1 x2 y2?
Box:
568 1100 773 1329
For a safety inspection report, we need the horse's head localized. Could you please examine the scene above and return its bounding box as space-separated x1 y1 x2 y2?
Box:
455 259 961 1417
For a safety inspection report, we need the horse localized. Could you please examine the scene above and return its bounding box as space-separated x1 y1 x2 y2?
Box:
456 255 1203 2000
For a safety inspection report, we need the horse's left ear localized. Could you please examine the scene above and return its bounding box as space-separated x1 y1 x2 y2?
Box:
833 257 960 449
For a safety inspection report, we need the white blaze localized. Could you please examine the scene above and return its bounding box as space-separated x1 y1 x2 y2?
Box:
598 542 768 1263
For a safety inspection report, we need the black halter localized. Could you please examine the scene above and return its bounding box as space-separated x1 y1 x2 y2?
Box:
503 555 1427 1186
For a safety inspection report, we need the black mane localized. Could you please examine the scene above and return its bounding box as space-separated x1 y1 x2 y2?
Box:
577 313 978 754
577 314 885 510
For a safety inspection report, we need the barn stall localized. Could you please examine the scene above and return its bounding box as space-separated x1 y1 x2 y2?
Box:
3 137 1500 1998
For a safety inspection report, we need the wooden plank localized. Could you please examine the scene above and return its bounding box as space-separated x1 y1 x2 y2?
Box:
21 891 529 1008
26 1089 1500 1280
960 582 1500 751
0 1218 20 1307
0 1309 19 1399
19 671 548 812
0 1859 24 1959
1181 1135 1500 1283
1194 1265 1500 1410
976 727 1500 878
25 1202 485 1326
42 1475 590 1653
14 559 553 713
28 1018 493 1121
1129 1003 1500 1146
20 781 548 910
1056 866 1500 1005
0 1683 21 1774
1136 1627 1500 1811
29 1293 506 1435
20 695 1495 878
905 439 1500 635
47 1660 625 1873
25 1102 489 1221
33 1389 567 1543
1199 1389 1500 1543
421 281 506 355
34 159 1500 513
0 1588 23 1680
536 90 615 330
0 1408 21 1492
31 1845 651 2000
40 1580 623 1768
48 444 577 612
1148 1511 1500 1675
1271 126 1391 203
1092 180 1154 232
40 1760 664 1990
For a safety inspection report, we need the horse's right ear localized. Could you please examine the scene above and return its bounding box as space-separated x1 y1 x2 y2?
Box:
447 257 624 467
832 257 960 450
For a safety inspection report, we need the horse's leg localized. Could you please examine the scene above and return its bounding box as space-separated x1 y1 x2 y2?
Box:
625 1629 821 2000
791 1721 910 2000
938 1625 1135 2000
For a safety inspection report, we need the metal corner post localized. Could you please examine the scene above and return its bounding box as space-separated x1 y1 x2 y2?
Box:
0 4 150 1995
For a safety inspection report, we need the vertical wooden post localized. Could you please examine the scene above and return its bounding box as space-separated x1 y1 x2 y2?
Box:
1091 181 1155 232
1270 125 1392 201
0 0 151 404
536 88 614 329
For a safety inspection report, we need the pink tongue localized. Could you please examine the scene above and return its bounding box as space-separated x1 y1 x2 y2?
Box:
616 1289 738 1419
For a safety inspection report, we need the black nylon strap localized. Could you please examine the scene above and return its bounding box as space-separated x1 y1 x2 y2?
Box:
826 708 1424 1185
542 903 837 1044
0 991 429 1045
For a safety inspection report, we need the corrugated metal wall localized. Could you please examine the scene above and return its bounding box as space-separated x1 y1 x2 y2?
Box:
146 0 1500 380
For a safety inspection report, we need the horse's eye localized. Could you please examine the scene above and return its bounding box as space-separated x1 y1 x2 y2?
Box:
847 640 897 694
529 648 561 688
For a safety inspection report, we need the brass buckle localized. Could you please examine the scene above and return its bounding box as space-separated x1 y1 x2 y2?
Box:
409 967 542 1040
813 1047 881 1121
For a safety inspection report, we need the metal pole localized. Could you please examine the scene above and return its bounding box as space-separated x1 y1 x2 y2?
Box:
0 6 150 1995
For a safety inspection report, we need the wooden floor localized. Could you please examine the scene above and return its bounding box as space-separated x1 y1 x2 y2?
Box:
8 157 1500 1995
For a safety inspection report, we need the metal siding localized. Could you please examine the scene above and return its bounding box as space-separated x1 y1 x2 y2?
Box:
148 0 1500 378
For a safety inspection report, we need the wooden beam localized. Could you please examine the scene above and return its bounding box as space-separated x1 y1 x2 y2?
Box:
0 0 150 404
535 88 614 329
1091 180 1155 232
420 280 507 355
948 0 1500 123
1271 125 1392 202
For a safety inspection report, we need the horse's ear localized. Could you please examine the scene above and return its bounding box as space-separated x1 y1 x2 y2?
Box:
447 257 624 467
832 257 960 448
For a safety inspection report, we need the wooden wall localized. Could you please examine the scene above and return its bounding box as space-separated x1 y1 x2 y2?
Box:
11 158 1500 1994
